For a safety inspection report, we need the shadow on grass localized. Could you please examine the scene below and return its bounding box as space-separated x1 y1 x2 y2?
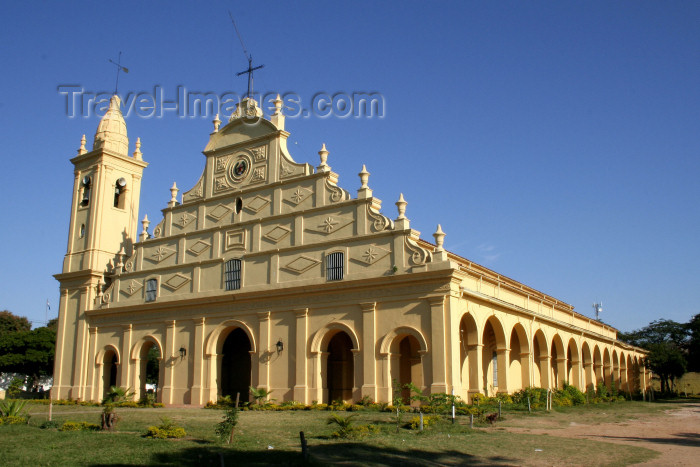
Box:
89 443 518 466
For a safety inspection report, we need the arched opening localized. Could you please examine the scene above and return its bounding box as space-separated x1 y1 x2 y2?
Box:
398 335 422 404
581 342 593 392
603 348 612 388
593 346 603 387
459 314 479 400
137 340 162 403
532 330 549 388
327 332 354 403
619 352 628 392
628 355 638 392
550 335 565 389
103 349 118 399
482 317 507 395
567 339 580 389
220 328 252 403
509 324 530 391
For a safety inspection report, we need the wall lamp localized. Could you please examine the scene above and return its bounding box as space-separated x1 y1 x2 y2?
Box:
275 339 284 354
179 346 187 359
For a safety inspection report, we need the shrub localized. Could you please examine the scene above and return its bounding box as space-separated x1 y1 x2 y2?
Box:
0 400 28 418
326 413 356 438
346 423 381 438
0 415 29 425
59 421 100 432
215 404 239 444
144 417 186 439
358 395 374 407
408 414 440 430
40 420 60 429
562 384 587 406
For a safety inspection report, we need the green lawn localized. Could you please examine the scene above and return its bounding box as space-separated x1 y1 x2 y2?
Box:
0 401 669 466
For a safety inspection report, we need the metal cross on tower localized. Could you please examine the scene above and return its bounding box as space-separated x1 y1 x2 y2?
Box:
237 57 264 98
108 52 129 94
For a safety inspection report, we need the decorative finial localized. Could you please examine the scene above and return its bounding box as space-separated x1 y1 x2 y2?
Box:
116 246 125 272
359 164 370 189
78 134 87 155
318 143 329 168
273 94 283 115
132 137 142 160
140 214 150 241
396 193 407 219
433 224 446 251
169 182 179 207
212 114 221 133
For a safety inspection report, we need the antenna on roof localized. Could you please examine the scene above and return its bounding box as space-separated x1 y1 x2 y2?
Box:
592 301 603 321
228 10 264 98
108 51 129 95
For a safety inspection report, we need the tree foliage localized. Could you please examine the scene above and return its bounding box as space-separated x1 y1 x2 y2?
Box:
619 317 697 393
0 310 31 335
0 326 55 388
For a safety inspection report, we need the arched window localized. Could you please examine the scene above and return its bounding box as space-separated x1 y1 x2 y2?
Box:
225 259 242 290
114 178 126 209
326 252 344 281
145 279 158 302
80 176 91 207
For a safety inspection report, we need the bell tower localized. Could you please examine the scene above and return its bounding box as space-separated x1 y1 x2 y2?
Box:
53 95 147 400
62 95 147 275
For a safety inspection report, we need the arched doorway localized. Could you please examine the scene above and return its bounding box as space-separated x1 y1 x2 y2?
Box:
482 317 507 395
103 349 118 399
567 339 580 389
136 340 162 402
221 328 252 403
509 325 530 391
327 332 354 403
532 330 549 388
398 335 422 404
550 335 565 389
581 342 593 392
459 314 479 400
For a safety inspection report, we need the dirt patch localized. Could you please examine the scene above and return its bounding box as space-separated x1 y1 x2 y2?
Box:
502 403 700 466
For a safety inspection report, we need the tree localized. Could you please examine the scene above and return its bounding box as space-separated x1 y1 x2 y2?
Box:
0 326 56 389
145 346 160 387
687 314 700 372
619 318 690 393
0 311 31 335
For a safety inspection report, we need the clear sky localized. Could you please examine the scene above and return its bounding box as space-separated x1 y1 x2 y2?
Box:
0 1 698 332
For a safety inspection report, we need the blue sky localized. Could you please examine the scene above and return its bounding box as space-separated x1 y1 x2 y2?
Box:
0 1 698 332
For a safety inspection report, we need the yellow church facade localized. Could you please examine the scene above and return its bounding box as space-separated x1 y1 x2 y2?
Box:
53 95 648 405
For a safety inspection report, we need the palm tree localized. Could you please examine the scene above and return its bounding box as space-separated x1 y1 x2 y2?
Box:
249 386 273 405
326 413 356 438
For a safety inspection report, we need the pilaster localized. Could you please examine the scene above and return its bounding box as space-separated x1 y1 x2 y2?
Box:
360 302 377 401
293 308 309 403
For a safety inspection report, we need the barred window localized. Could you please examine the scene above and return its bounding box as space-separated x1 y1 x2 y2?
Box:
145 279 158 302
225 259 242 290
326 252 344 281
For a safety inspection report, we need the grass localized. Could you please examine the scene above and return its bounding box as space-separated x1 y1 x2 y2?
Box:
0 401 673 466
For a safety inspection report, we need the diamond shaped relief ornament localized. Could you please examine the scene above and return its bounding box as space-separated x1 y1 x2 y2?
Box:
289 187 312 205
187 240 211 256
177 213 196 228
263 225 292 244
284 256 321 274
208 204 232 222
124 280 143 296
358 244 391 265
307 215 353 235
251 146 267 162
150 246 176 263
164 273 190 291
244 195 271 214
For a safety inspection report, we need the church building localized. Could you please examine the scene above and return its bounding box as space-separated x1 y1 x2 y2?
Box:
52 93 648 405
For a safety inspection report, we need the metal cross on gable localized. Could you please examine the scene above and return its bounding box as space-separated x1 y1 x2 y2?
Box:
237 56 264 98
108 51 129 94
